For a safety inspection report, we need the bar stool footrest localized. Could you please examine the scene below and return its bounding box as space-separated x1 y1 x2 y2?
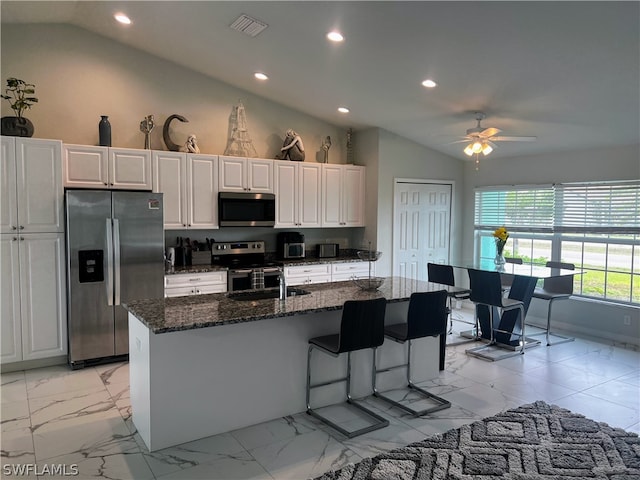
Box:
374 384 451 417
465 343 523 361
307 400 389 438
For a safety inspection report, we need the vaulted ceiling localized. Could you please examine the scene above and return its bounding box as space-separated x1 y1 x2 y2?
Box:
2 1 639 160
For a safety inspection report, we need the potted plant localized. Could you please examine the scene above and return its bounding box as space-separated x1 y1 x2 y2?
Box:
1 77 38 137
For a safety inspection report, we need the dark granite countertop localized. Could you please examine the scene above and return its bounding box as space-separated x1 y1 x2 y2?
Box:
124 277 446 334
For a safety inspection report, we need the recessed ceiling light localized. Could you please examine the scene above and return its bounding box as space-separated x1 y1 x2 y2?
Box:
254 72 268 81
422 79 437 88
114 13 131 25
338 107 350 114
327 31 344 42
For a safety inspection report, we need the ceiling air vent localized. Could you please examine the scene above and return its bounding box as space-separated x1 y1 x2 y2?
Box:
230 14 268 37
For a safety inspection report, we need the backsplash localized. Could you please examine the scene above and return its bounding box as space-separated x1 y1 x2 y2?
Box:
164 227 367 253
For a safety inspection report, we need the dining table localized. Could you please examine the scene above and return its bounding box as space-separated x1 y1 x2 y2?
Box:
450 260 581 350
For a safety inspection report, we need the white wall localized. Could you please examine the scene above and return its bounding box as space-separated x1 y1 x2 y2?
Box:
1 24 348 162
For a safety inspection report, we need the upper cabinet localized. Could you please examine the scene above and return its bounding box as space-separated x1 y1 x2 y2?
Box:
275 161 322 228
63 144 152 190
321 164 365 227
153 151 218 229
1 137 64 234
218 155 273 193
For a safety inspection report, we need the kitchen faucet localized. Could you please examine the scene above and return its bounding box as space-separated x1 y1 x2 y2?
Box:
279 268 287 300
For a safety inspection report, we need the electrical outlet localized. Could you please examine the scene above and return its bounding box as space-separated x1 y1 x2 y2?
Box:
623 315 631 326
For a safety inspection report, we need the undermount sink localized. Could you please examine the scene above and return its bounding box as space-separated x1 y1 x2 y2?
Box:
227 287 311 301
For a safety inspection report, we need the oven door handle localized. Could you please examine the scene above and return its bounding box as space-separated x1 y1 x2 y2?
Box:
230 269 253 274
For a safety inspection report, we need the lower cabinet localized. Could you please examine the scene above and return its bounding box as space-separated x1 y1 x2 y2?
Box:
1 233 67 364
284 264 332 286
330 261 372 281
165 271 227 297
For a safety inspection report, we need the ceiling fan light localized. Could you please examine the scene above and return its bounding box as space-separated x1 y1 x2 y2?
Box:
464 144 474 156
482 143 493 155
472 141 483 154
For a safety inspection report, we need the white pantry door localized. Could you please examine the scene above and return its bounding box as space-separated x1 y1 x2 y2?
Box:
393 181 452 281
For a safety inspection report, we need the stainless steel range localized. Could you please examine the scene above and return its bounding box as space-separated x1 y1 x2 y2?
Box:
211 241 281 292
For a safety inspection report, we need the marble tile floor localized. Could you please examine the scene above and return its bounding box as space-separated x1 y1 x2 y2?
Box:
2 309 638 480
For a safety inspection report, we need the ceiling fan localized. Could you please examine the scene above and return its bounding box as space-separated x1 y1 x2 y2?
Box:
450 112 537 159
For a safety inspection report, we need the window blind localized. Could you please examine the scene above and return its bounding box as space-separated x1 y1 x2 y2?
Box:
475 181 640 234
554 180 640 234
474 185 554 232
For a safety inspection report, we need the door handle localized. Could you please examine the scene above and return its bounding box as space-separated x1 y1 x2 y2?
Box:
113 218 121 306
105 219 114 306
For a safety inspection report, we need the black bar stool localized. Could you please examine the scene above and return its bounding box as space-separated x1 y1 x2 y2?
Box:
306 297 389 438
465 269 526 361
531 261 575 346
427 263 473 342
373 290 451 416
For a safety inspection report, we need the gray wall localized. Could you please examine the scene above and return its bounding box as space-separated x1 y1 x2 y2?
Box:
1 24 348 162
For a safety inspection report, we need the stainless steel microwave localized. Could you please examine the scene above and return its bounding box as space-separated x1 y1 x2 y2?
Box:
218 192 276 227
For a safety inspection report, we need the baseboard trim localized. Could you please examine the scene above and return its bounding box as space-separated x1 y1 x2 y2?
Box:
1 355 68 373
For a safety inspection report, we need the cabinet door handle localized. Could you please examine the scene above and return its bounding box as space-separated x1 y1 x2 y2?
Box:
104 182 108 186
19 237 24 241
11 226 17 230
12 237 17 241
19 225 24 230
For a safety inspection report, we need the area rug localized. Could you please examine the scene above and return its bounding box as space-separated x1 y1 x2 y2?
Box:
314 400 639 479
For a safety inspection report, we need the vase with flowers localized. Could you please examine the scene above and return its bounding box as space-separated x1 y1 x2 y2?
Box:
492 226 509 269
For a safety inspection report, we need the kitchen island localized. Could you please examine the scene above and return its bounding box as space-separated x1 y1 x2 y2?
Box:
124 277 447 451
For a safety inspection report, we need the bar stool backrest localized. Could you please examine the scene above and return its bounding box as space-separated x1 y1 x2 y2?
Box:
406 290 449 339
427 263 455 286
338 297 387 353
543 261 575 294
505 257 523 264
467 268 504 306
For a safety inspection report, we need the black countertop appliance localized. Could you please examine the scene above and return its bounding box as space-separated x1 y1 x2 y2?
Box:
277 232 305 259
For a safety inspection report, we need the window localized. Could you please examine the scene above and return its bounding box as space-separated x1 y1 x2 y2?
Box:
474 180 640 304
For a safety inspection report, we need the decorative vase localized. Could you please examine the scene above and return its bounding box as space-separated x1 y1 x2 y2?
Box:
99 115 111 147
1 116 34 137
494 252 506 269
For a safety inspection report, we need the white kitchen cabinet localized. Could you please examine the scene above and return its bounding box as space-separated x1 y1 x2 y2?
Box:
153 152 217 229
64 144 152 190
218 155 273 193
1 233 67 364
321 164 365 227
274 161 322 228
331 261 373 282
164 271 227 297
284 264 332 286
1 137 64 234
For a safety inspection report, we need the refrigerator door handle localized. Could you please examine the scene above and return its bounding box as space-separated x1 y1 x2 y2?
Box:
105 218 114 306
113 218 121 306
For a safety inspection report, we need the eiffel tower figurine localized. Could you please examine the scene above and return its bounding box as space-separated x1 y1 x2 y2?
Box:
224 101 258 157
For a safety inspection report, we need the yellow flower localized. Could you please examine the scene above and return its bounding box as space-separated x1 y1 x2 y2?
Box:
492 227 509 242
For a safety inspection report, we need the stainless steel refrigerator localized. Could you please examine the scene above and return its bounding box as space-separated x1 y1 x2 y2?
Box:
65 190 164 368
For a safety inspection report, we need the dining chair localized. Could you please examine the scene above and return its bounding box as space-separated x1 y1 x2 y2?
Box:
465 268 527 361
530 261 575 346
427 263 474 342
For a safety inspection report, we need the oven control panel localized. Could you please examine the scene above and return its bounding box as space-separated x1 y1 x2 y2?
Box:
211 241 265 255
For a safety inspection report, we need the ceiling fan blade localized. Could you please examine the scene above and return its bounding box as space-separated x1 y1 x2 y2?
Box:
491 135 537 142
480 127 501 138
443 139 472 145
